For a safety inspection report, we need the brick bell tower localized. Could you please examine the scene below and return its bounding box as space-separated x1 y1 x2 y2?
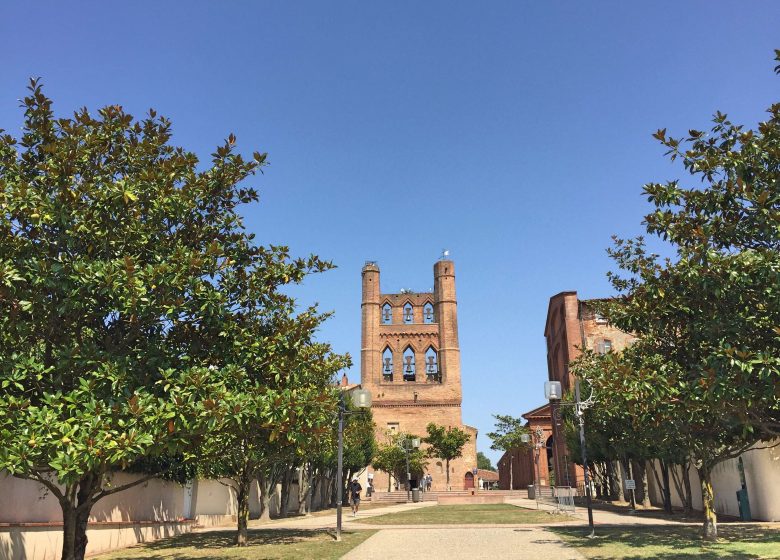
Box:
361 258 477 492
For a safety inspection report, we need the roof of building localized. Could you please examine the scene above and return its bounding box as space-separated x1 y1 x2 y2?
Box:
476 469 499 481
522 402 551 420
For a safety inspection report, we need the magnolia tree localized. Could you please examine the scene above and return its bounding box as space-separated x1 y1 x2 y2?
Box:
589 52 780 540
197 304 349 544
0 81 325 560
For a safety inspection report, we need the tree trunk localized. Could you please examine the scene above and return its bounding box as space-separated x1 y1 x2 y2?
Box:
509 456 514 490
637 461 650 508
61 503 78 560
682 461 694 516
279 467 294 518
621 458 633 504
607 459 622 501
73 502 92 560
297 464 310 516
445 459 451 490
235 473 250 546
57 472 102 560
660 461 673 514
594 463 605 499
698 465 718 541
258 473 273 521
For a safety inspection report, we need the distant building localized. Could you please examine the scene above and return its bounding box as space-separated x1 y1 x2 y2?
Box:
544 291 635 489
361 259 478 492
498 291 633 492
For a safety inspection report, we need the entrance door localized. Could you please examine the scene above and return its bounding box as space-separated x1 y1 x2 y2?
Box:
464 472 475 489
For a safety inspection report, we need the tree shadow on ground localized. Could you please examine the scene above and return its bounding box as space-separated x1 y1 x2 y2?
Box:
549 525 780 560
111 528 340 560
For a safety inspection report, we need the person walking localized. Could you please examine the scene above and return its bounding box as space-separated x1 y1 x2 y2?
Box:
349 478 363 517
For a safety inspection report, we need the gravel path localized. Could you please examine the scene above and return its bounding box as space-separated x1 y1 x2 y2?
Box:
341 527 586 560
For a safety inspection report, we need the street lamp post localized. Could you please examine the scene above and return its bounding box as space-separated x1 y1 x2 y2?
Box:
521 426 545 509
400 436 421 502
336 388 372 542
545 379 595 537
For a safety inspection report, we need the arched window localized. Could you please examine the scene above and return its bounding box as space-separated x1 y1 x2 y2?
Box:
402 346 416 381
425 346 440 382
423 302 434 323
403 302 414 324
382 347 394 381
381 303 392 325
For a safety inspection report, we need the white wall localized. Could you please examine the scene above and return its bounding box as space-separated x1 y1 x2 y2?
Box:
646 442 780 521
0 469 336 560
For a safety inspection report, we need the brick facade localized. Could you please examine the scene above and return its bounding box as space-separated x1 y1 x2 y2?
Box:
361 260 478 492
543 292 635 489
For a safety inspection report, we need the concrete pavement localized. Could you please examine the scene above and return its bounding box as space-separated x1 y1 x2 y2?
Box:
341 527 586 560
195 497 709 559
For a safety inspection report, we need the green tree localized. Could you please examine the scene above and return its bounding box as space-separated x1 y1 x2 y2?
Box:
339 402 377 501
477 452 494 471
197 303 349 544
487 414 528 490
372 431 426 491
423 423 471 490
0 81 309 560
591 51 780 540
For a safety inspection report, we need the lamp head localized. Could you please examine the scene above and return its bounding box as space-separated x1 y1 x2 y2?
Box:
544 380 562 401
351 389 372 409
520 433 530 444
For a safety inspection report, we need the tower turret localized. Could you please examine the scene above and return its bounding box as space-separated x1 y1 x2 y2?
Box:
361 262 381 386
434 259 461 400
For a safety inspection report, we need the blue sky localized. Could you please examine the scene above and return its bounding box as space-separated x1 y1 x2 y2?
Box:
1 1 778 466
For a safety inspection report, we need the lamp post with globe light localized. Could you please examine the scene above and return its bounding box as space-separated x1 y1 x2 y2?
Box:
400 436 421 502
335 388 372 542
545 379 595 537
521 426 546 509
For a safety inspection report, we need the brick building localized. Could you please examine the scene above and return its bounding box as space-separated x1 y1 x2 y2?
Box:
497 291 633 492
543 291 635 489
497 403 553 490
361 259 478 492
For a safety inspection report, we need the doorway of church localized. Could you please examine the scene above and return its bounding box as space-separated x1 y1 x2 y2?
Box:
464 471 475 489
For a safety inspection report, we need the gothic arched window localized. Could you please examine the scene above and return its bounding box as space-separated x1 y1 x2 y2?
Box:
382 347 393 381
403 302 414 324
381 303 392 325
402 346 416 381
423 302 434 323
425 346 440 382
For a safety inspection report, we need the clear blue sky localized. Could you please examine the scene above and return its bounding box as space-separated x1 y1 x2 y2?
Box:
1 1 778 466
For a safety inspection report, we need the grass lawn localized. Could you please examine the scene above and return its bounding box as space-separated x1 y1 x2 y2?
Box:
357 504 557 525
91 528 377 560
552 525 780 559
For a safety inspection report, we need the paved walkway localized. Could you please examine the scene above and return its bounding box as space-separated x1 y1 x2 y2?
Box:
197 497 727 559
342 527 586 560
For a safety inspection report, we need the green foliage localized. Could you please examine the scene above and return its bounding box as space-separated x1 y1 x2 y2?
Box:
424 423 471 463
371 431 426 486
579 52 780 539
423 422 471 488
0 80 338 558
341 404 377 475
486 414 528 454
476 452 494 471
